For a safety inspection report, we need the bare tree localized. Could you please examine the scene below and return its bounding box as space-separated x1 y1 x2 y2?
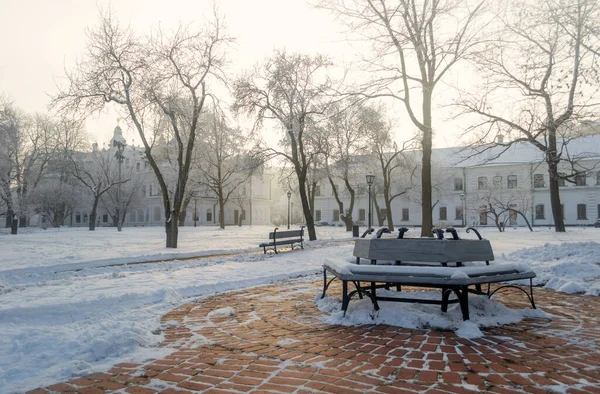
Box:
456 0 600 232
69 149 126 230
52 10 230 247
194 110 261 229
233 51 336 241
0 99 85 233
360 105 417 231
321 101 369 231
318 0 485 236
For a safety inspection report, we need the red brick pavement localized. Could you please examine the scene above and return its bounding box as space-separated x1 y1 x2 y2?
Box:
31 278 600 393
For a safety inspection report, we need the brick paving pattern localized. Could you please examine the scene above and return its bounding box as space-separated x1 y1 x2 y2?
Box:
31 277 600 393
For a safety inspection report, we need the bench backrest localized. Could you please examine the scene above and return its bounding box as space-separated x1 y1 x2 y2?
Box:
270 229 304 239
353 238 494 263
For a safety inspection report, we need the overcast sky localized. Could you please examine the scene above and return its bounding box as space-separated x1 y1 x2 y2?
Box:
0 0 468 149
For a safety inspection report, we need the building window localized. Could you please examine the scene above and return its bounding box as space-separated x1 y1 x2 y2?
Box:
359 209 365 221
575 174 587 186
577 204 587 220
314 185 321 197
558 173 566 187
534 174 545 188
315 210 322 221
149 184 153 196
439 207 447 221
493 176 502 188
454 178 463 191
479 205 487 225
206 209 212 222
333 210 340 221
103 214 108 223
142 185 146 197
136 162 140 172
478 176 488 190
75 212 81 224
402 208 409 221
83 214 88 223
507 175 517 189
535 204 545 220
455 207 463 220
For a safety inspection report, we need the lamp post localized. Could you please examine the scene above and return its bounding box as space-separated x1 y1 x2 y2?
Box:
113 139 126 232
366 173 375 229
460 193 466 227
287 190 292 229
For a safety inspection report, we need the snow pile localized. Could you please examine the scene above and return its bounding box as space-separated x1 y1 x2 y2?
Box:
315 290 547 339
500 241 600 295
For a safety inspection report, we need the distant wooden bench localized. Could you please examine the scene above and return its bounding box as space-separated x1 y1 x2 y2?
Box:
321 228 537 321
259 226 305 254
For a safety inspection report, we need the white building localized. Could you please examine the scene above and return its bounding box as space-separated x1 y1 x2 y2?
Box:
312 135 600 229
66 124 600 229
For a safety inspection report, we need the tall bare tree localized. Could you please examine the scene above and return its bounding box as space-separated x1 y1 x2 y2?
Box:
69 149 126 231
318 0 485 236
321 101 370 231
53 11 230 247
194 110 261 229
456 0 600 232
360 105 417 231
233 51 336 241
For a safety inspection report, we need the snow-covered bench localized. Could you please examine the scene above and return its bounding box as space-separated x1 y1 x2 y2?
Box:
321 235 537 321
259 226 305 254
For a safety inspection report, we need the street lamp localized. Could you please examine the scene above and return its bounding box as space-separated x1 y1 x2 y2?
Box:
287 190 292 229
113 139 126 232
460 193 466 227
366 173 375 229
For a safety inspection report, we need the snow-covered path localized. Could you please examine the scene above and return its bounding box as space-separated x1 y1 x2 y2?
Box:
1 225 600 393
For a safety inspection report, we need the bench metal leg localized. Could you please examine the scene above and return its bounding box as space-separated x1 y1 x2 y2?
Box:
441 288 451 312
321 269 337 299
455 286 470 321
488 278 536 309
341 280 350 316
352 281 364 299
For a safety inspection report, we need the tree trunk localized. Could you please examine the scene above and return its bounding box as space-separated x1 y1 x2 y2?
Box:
373 197 384 227
89 196 100 231
165 215 178 248
517 211 534 231
420 89 434 237
178 208 187 226
547 160 565 232
219 199 225 229
298 174 316 241
11 214 18 235
384 196 394 232
6 208 13 228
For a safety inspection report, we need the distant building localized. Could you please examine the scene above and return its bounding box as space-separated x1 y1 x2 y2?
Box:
65 124 600 229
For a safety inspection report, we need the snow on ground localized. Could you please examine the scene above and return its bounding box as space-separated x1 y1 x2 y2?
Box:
0 225 599 393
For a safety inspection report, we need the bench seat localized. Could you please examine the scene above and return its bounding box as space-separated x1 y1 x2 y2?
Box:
259 238 303 247
259 227 305 254
322 259 537 321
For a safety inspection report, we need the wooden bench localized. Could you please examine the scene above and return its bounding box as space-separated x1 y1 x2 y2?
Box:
259 226 305 254
321 229 537 321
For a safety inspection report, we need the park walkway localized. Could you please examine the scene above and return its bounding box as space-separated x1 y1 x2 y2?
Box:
31 278 600 393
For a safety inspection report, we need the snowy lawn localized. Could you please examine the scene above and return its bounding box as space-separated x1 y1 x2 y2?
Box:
1 225 599 392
